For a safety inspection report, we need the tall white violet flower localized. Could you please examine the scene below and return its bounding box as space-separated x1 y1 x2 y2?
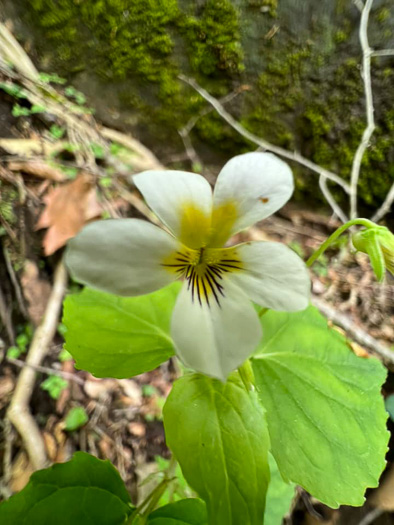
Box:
66 152 310 380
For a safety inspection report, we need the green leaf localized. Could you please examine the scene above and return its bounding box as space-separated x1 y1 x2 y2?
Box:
252 306 389 508
39 72 66 84
265 454 294 525
0 452 134 524
148 499 207 524
12 104 31 117
40 375 68 399
163 374 270 525
30 104 46 114
7 346 21 359
49 124 66 140
63 283 180 378
64 406 89 431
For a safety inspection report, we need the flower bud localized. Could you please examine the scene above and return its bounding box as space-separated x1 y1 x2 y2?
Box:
352 226 394 282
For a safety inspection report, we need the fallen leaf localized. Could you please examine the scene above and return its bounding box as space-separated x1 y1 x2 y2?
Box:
117 379 142 406
9 451 34 492
84 377 118 399
36 172 102 255
43 431 58 461
128 422 146 437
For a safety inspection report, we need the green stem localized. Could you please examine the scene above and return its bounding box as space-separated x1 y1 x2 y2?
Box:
238 359 255 391
135 455 178 524
306 218 376 268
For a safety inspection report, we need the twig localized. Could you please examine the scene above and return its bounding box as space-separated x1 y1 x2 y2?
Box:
357 507 384 525
371 181 394 223
353 0 365 12
178 75 350 193
319 175 349 223
6 357 85 386
349 0 375 219
101 127 164 171
372 49 394 57
0 285 14 343
8 160 65 182
2 419 13 490
3 245 28 319
312 296 394 365
178 88 244 173
0 24 39 81
6 259 68 470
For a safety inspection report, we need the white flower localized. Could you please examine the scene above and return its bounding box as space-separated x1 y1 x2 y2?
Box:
66 152 310 381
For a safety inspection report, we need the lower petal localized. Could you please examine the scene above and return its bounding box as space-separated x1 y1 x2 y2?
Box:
66 219 181 296
171 279 262 381
230 242 310 311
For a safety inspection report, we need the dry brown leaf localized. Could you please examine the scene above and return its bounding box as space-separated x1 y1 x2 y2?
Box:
84 378 118 399
36 172 102 255
43 431 58 462
128 421 146 437
9 451 34 492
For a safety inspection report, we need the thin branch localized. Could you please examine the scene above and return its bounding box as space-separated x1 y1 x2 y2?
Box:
349 0 375 219
179 75 351 193
178 88 245 174
312 296 394 366
353 0 364 12
7 357 85 386
357 508 384 525
319 175 349 223
6 259 68 470
372 49 394 57
3 245 28 319
371 181 394 222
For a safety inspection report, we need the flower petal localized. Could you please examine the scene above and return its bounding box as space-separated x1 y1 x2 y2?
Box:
171 279 262 381
134 170 213 249
229 242 310 311
66 219 181 296
210 152 293 245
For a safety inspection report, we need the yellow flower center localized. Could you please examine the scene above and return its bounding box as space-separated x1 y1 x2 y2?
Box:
178 200 239 249
162 246 243 306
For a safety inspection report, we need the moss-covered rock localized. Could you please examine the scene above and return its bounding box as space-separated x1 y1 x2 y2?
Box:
6 0 394 212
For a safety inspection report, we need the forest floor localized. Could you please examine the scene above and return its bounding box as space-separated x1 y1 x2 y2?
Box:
0 49 394 525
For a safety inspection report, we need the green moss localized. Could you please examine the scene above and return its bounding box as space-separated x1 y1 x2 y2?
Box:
377 7 391 24
26 0 244 142
22 0 394 209
181 0 243 77
247 0 277 17
242 24 394 209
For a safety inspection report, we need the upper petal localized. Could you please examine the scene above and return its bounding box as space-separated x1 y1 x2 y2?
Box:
171 279 262 381
66 219 181 296
229 242 310 311
134 170 213 249
210 152 293 245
